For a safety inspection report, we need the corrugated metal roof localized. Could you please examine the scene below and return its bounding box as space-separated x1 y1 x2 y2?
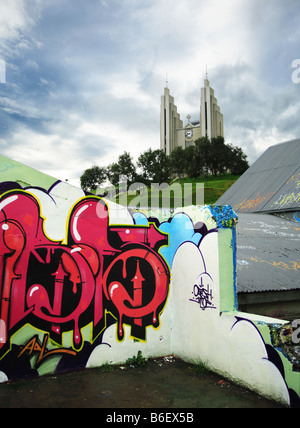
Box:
217 138 300 213
236 213 300 293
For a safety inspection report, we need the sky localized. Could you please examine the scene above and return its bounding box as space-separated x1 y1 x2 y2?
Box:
0 0 300 187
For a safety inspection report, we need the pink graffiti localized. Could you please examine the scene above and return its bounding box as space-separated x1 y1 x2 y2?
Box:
103 248 169 341
0 191 170 353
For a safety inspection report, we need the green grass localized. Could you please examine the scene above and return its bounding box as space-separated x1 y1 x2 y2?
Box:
192 360 211 376
126 350 148 367
99 362 115 372
98 173 240 209
132 174 240 208
199 173 240 205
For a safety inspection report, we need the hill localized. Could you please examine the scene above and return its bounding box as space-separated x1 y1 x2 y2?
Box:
123 174 241 210
177 174 241 205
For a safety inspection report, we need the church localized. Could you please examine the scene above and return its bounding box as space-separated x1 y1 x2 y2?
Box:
160 77 224 155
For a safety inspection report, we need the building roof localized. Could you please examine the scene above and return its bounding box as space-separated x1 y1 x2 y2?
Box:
236 213 300 294
217 138 300 213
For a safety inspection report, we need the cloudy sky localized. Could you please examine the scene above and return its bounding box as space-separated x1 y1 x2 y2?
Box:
0 0 299 187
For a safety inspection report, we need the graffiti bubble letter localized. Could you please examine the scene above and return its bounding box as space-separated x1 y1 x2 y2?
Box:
292 319 300 344
291 59 300 84
0 60 6 84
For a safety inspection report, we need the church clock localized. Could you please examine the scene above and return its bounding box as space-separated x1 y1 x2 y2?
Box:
185 130 193 139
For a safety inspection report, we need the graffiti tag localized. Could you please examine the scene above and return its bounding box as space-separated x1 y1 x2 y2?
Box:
18 334 77 369
234 192 275 212
190 273 216 311
286 173 300 188
250 257 300 272
272 192 300 209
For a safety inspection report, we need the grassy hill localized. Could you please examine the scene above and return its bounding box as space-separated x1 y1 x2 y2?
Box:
182 173 240 205
123 173 240 210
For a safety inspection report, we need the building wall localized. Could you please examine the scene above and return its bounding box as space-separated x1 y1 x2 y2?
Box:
0 156 299 407
176 125 202 150
238 290 300 321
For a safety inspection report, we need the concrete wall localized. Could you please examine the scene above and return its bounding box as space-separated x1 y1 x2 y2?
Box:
0 155 299 407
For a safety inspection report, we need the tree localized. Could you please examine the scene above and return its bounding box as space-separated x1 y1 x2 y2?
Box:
107 151 137 187
195 137 211 178
80 166 107 192
137 149 171 184
226 144 249 175
184 145 202 178
169 146 187 180
210 136 227 176
194 137 249 177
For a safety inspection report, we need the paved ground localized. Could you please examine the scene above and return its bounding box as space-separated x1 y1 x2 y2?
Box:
0 357 283 409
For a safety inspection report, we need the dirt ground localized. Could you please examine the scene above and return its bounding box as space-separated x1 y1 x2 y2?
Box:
0 356 284 409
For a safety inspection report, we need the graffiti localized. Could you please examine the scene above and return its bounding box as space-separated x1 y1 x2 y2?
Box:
234 192 275 212
232 317 300 407
18 334 77 368
263 305 287 320
286 173 300 188
189 273 216 311
0 170 299 407
250 257 300 272
269 173 300 211
272 192 300 209
103 248 169 341
0 187 170 362
233 172 300 213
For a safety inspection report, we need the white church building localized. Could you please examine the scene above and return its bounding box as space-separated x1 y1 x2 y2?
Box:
160 77 224 155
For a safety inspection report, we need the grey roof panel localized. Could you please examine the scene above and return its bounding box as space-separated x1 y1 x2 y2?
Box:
217 138 300 213
236 213 300 293
217 173 249 208
264 166 300 212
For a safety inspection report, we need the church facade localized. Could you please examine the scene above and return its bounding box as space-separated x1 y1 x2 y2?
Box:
160 78 224 155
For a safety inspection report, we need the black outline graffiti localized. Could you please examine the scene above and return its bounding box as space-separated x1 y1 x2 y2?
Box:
189 273 216 311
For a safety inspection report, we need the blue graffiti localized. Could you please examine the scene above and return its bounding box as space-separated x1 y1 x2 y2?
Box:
207 205 238 228
133 212 202 268
294 212 300 222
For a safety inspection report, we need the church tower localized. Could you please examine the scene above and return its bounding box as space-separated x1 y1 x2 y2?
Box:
160 85 183 155
160 76 224 155
200 78 224 140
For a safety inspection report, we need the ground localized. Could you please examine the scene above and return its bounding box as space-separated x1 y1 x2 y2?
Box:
0 356 284 408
